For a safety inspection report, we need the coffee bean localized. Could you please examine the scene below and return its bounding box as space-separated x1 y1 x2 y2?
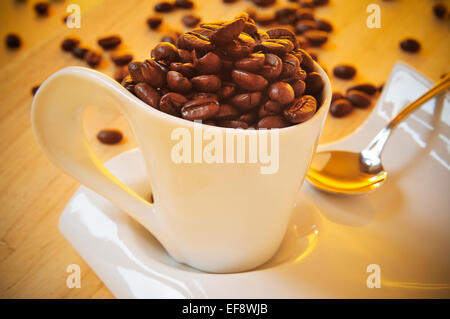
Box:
231 70 268 91
231 92 262 111
256 38 294 56
161 34 178 45
194 52 222 74
316 19 333 32
313 0 329 6
177 32 214 54
147 16 163 29
238 111 258 125
254 14 276 26
331 91 344 103
303 30 328 47
135 82 161 108
72 45 89 59
333 64 356 79
182 14 201 28
210 18 245 46
97 129 123 145
275 7 297 25
251 0 276 7
154 2 174 13
181 98 220 120
111 53 133 66
98 36 122 50
191 75 222 92
128 62 145 83
235 53 265 73
257 115 290 129
298 0 315 8
151 42 179 63
5 34 21 49
114 67 129 82
189 92 219 101
175 0 194 9
266 28 297 47
295 20 317 34
263 99 284 114
282 53 300 77
258 103 277 118
121 75 135 94
85 51 102 68
170 62 195 78
142 59 167 88
400 38 421 53
167 71 192 94
330 99 352 118
34 2 49 16
294 8 315 21
214 104 240 120
160 92 188 116
283 95 317 124
178 49 193 62
295 49 315 73
31 85 40 96
291 80 306 97
61 37 79 52
433 3 447 19
218 82 237 100
347 83 377 96
305 72 324 95
268 82 295 105
346 90 371 108
224 33 256 59
223 0 239 3
260 53 283 80
217 119 249 129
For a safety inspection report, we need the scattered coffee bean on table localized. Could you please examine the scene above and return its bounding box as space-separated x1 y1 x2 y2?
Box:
316 19 333 32
333 64 356 79
147 16 163 29
31 85 40 96
154 2 174 13
72 45 89 59
175 0 194 9
111 53 133 66
330 99 352 118
182 14 201 28
85 51 102 68
331 91 344 103
433 3 447 20
346 90 371 108
303 30 328 47
97 129 123 145
346 83 377 96
252 0 276 8
34 2 49 16
98 36 122 50
123 14 325 129
5 33 21 49
61 37 80 52
399 38 421 53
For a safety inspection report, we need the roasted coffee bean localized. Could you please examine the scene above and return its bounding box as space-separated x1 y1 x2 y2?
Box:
31 85 40 96
210 18 245 46
258 102 277 118
142 59 166 88
256 38 294 56
128 62 145 83
238 111 258 125
213 104 240 120
303 30 328 47
5 34 21 49
194 52 222 74
218 82 237 100
181 98 220 120
316 19 333 32
264 99 284 114
98 35 121 50
305 72 324 95
191 75 222 92
97 129 123 145
85 50 102 68
114 67 129 82
347 83 377 96
176 32 214 54
333 64 356 79
135 82 161 108
218 119 249 129
295 20 317 34
433 3 447 19
294 8 315 21
282 53 300 77
175 0 194 9
61 37 80 52
260 53 283 80
346 90 371 108
251 0 276 7
268 82 295 105
257 115 290 129
306 49 318 62
283 95 317 124
121 75 135 94
223 0 239 3
182 14 201 28
111 53 133 66
291 80 306 97
203 120 217 126
231 92 262 111
298 0 315 8
231 70 268 92
294 49 314 73
160 92 188 115
151 42 179 63
224 33 256 59
330 99 352 118
254 14 276 26
188 92 219 100
34 2 49 16
275 7 297 25
178 49 193 62
72 45 89 59
235 53 265 73
154 1 174 13
167 71 192 94
313 0 329 6
147 16 163 29
266 28 297 47
400 38 421 53
161 34 178 45
331 91 344 103
297 35 310 48
170 62 195 78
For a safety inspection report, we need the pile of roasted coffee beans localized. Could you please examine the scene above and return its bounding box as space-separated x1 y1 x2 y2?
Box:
122 13 325 129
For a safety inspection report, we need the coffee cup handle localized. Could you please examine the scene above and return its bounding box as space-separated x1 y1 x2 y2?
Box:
31 67 160 235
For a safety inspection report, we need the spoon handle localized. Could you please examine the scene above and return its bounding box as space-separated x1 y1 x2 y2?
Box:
361 73 450 159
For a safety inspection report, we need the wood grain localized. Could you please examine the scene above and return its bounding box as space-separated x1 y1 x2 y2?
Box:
0 0 448 298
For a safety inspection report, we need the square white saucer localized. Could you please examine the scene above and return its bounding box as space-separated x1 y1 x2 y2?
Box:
59 63 450 298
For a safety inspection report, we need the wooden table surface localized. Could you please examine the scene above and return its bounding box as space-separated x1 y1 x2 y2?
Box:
0 0 448 298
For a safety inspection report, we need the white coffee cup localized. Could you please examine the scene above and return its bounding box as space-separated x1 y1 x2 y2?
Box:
32 65 331 273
